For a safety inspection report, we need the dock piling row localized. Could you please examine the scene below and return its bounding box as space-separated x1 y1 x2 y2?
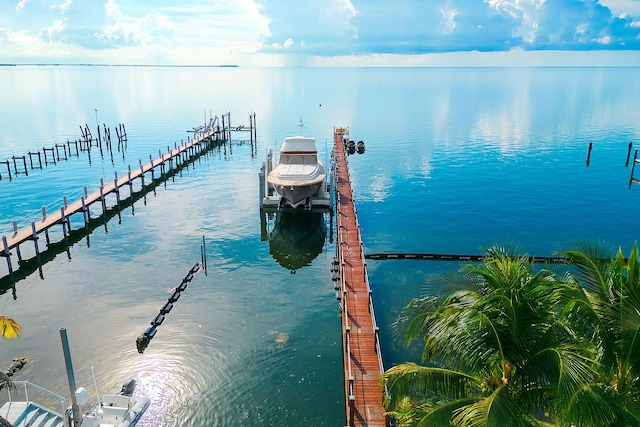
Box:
0 122 128 181
0 115 233 278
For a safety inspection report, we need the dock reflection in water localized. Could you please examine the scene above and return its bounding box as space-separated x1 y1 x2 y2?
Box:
261 210 327 273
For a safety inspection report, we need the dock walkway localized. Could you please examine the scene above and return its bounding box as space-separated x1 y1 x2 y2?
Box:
1 126 220 275
334 128 387 427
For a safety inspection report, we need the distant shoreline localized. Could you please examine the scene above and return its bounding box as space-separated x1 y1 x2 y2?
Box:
0 64 239 68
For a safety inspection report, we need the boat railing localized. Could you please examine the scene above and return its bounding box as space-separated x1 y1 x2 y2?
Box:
1 380 68 425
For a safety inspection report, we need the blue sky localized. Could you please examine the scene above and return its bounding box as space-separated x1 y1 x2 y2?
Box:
1 0 639 66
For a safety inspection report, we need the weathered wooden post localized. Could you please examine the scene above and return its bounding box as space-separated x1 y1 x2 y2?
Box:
2 236 12 275
149 154 155 180
114 172 120 207
99 178 107 213
127 165 133 194
31 222 40 257
139 159 145 187
60 207 68 241
629 148 638 189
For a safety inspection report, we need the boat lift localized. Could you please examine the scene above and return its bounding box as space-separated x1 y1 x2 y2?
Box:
258 149 334 213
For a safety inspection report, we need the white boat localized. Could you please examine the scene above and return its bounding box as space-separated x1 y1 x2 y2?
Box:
267 129 326 209
0 328 150 427
0 379 150 427
79 380 150 427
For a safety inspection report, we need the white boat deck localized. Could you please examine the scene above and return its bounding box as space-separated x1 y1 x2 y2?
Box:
0 401 65 427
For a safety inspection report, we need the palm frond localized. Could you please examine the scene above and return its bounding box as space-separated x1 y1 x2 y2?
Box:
382 363 482 408
563 383 619 427
415 398 481 427
451 385 538 427
0 316 22 339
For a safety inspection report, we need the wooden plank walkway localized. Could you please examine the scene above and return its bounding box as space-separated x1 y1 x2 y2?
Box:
334 127 388 427
1 127 220 274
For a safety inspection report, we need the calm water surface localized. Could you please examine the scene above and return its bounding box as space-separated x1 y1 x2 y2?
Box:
0 66 639 426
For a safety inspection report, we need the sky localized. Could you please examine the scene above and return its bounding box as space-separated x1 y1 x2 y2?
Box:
0 0 639 66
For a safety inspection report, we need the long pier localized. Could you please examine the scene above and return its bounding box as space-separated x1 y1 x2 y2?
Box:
334 127 387 427
1 124 223 277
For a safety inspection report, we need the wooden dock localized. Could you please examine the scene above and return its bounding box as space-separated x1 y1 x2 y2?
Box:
334 127 388 427
1 125 222 276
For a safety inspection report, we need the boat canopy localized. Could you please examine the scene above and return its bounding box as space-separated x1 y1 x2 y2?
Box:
280 136 318 154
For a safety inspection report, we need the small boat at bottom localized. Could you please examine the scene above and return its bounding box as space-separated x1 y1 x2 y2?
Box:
79 380 150 427
267 129 327 209
0 328 150 427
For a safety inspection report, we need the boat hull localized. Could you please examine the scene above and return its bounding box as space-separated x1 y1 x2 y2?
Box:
271 179 324 209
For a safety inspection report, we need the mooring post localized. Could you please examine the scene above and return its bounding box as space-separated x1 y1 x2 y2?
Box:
586 142 592 166
127 165 133 194
629 148 638 188
259 162 266 204
31 222 40 256
2 236 12 274
114 172 120 206
0 160 10 180
159 149 165 174
99 178 107 213
139 159 145 187
60 207 68 241
81 196 88 226
149 154 155 180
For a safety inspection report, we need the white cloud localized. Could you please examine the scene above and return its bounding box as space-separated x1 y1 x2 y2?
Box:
15 0 27 13
440 7 458 34
40 18 66 42
96 1 174 48
0 0 639 66
51 0 72 14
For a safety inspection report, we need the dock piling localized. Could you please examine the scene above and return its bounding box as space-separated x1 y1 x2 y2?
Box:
30 222 40 257
114 172 121 206
2 236 13 275
99 179 106 213
12 156 28 176
629 148 638 188
0 160 11 180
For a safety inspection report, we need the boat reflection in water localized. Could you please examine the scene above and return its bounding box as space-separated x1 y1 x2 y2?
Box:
261 210 327 273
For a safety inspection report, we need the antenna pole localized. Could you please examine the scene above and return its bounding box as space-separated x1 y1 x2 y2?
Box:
60 328 81 427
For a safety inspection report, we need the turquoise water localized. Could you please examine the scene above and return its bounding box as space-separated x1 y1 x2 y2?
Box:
0 66 639 426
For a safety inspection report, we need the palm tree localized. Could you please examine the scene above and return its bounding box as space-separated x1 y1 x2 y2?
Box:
558 242 640 425
382 245 606 427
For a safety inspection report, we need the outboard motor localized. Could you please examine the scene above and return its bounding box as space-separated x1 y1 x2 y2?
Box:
120 378 136 396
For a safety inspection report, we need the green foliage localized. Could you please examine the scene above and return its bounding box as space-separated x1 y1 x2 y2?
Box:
383 243 640 427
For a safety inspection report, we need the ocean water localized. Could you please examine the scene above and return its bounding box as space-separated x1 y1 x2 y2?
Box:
0 66 639 426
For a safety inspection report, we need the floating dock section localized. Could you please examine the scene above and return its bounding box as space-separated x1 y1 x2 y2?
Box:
334 127 387 427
